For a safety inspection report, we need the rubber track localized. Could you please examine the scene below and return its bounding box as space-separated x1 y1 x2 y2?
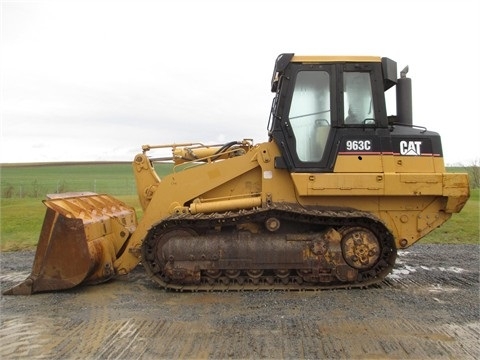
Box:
142 204 397 291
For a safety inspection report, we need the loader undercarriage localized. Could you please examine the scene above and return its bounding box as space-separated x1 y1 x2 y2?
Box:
142 205 397 291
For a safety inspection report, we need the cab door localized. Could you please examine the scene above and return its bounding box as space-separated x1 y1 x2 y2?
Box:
272 63 337 172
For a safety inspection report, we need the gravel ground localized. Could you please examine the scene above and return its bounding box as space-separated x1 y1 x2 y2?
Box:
0 244 479 359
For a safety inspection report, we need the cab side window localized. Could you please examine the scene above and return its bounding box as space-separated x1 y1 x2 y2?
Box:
288 71 331 162
344 72 375 124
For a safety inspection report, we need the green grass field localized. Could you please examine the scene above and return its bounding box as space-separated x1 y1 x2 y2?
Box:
0 162 172 198
0 163 478 250
0 162 169 250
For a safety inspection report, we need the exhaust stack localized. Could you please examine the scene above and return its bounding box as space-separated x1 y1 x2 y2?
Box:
396 66 413 126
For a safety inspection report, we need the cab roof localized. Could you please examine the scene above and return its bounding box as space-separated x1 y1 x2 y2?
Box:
291 55 382 63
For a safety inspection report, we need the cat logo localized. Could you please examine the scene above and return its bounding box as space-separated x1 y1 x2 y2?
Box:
400 140 422 156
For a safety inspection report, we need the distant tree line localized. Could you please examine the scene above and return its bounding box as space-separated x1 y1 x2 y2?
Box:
463 159 480 188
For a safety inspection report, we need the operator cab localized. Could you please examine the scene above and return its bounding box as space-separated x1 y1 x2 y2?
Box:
268 54 399 172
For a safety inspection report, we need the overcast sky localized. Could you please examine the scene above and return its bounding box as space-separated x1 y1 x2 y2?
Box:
1 0 479 165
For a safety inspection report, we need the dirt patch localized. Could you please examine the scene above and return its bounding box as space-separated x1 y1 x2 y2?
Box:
1 244 479 359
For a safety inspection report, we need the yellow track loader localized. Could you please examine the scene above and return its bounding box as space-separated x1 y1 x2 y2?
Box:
4 54 469 294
